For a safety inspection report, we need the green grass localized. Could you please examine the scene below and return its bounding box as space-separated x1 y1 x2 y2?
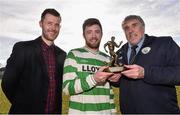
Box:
1 79 180 114
0 80 11 113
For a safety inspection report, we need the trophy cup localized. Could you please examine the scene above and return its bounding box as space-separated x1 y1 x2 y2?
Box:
104 36 124 73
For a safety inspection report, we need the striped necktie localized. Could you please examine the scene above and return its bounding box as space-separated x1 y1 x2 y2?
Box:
129 45 138 64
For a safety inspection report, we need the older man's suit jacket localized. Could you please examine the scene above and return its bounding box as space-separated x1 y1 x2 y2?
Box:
117 34 180 114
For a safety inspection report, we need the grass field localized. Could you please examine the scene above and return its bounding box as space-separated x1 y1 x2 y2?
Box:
1 79 180 114
0 80 11 113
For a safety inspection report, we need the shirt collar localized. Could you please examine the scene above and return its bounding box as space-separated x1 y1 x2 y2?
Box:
83 46 99 55
41 38 55 51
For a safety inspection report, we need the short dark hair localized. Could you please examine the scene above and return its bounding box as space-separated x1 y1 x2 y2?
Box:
82 18 102 33
41 8 61 21
122 15 145 27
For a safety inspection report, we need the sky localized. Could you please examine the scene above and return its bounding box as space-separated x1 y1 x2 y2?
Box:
0 0 180 67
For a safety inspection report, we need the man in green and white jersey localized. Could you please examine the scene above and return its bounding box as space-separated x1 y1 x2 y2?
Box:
63 18 120 114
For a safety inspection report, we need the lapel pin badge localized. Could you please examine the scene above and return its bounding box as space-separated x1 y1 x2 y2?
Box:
141 47 151 54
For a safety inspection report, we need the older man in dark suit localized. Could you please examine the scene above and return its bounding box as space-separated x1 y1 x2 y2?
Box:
116 15 180 114
1 8 66 114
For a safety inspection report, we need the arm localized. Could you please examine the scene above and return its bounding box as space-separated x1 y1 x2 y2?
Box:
121 38 180 85
62 51 97 95
114 41 123 48
1 42 25 103
104 43 108 53
118 41 123 47
63 51 114 95
108 73 122 87
143 38 180 85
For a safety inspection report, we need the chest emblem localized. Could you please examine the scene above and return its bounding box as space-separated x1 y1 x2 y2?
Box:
141 47 151 54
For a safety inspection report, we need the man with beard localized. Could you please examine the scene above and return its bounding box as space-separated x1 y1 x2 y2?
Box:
1 8 66 114
116 15 180 113
63 18 120 114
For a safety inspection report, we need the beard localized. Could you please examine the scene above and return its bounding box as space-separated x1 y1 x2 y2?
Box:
42 30 59 42
85 40 100 49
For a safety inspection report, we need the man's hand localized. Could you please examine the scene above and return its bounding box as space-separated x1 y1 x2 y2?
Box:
93 66 113 83
108 73 121 82
121 64 144 79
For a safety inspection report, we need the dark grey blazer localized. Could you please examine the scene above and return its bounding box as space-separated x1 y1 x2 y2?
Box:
117 34 180 114
1 37 66 113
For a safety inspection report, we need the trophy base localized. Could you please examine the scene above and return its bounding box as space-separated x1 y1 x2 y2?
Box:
104 66 124 73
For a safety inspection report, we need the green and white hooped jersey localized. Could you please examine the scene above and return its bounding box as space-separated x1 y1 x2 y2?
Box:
63 47 116 114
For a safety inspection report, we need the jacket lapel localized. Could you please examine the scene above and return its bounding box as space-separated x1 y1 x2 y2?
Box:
122 43 129 65
34 37 48 79
134 34 154 64
122 34 154 65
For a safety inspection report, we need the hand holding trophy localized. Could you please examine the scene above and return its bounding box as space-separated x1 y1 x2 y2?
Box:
104 36 124 73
